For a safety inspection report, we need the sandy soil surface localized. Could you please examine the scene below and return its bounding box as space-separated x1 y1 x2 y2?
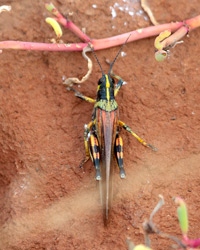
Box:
0 0 200 249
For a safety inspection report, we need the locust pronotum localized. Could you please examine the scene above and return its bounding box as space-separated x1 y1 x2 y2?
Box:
68 36 157 225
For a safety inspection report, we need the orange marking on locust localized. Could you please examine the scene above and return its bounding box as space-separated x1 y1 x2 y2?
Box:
94 137 99 145
119 136 123 146
116 138 119 146
91 136 95 147
93 152 97 160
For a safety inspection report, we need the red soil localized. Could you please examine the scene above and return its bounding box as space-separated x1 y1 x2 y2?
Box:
0 0 200 249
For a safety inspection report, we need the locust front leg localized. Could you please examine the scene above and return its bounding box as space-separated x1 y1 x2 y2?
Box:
67 87 96 103
118 120 158 151
114 133 126 179
114 78 124 97
107 62 124 97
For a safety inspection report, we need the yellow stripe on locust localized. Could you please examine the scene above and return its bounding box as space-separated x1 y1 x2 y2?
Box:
105 75 110 101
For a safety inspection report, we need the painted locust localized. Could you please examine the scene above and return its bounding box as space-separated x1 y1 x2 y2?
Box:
67 43 157 225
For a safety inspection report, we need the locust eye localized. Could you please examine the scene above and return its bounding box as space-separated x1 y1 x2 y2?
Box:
98 77 104 85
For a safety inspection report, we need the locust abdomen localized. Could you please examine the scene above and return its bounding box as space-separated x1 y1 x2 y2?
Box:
96 109 118 225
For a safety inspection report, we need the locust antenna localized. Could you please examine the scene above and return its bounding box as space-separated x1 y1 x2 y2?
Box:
108 34 131 75
88 42 104 76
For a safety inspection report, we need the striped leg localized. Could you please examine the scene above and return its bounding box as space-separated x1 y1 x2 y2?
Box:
82 121 101 180
108 66 124 97
88 132 101 180
106 59 125 97
114 133 126 178
114 78 124 97
118 120 158 151
67 87 95 103
80 121 94 167
109 71 124 97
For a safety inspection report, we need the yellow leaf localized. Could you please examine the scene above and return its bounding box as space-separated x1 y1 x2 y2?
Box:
134 244 153 250
45 17 63 38
154 30 171 50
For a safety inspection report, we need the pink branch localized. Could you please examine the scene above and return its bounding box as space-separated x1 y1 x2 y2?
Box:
45 3 91 42
0 41 86 51
55 18 91 43
0 2 200 53
93 22 183 50
185 15 200 29
0 22 184 52
183 235 200 248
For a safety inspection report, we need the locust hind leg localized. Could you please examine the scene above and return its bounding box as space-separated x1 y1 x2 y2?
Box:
118 120 158 151
88 132 101 180
81 121 101 180
114 133 126 179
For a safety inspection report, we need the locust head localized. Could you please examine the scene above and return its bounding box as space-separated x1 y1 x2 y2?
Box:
98 75 115 88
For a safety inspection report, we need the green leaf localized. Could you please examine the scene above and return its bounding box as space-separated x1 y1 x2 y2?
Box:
176 198 188 234
155 50 167 62
45 3 55 13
